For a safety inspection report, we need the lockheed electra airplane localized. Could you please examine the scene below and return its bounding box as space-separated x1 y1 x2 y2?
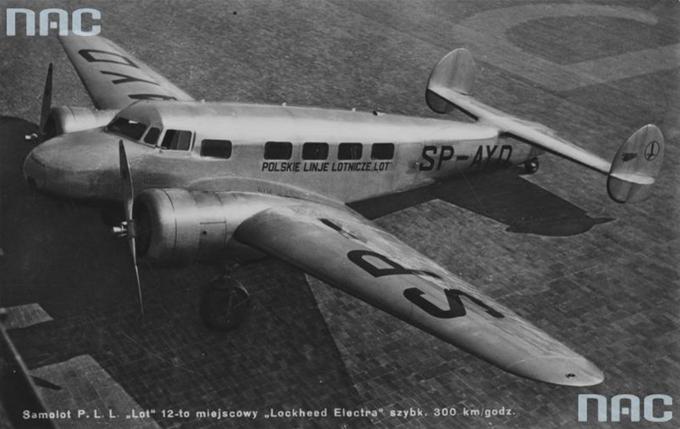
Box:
22 35 664 387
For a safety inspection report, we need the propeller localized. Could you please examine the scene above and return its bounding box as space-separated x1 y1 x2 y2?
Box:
113 140 145 315
38 63 53 142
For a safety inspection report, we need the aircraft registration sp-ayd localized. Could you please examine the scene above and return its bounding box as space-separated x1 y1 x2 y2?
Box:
22 35 665 387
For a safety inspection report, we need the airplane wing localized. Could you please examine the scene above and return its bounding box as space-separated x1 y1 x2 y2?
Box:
59 35 194 110
234 201 604 386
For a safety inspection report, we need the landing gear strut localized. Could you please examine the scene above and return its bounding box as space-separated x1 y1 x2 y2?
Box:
523 157 539 174
200 264 251 331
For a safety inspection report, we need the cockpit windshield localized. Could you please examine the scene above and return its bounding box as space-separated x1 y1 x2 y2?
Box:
106 117 148 141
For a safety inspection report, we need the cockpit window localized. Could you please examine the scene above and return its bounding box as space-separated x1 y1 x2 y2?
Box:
143 127 161 145
107 117 147 140
160 129 192 150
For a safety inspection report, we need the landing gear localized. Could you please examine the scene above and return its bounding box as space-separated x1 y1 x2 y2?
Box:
523 157 539 174
200 267 251 331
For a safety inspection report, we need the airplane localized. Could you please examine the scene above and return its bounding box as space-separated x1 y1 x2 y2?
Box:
21 34 665 387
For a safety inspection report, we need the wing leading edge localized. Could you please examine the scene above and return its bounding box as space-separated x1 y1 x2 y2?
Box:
59 35 194 110
234 202 604 386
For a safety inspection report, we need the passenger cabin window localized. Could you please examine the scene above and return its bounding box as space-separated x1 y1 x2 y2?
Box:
201 139 232 159
264 141 292 160
371 143 394 160
338 143 362 160
160 129 192 151
107 117 147 140
143 127 161 146
302 142 328 160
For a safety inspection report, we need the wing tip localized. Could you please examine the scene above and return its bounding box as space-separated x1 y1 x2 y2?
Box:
507 356 605 387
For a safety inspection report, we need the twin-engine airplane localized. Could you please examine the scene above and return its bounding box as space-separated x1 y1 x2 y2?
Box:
23 35 664 387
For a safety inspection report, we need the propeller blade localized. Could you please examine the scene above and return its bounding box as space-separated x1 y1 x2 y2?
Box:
119 140 134 220
130 238 144 316
118 140 144 315
38 63 53 142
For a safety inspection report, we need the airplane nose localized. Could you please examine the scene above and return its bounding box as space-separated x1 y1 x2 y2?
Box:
22 134 121 199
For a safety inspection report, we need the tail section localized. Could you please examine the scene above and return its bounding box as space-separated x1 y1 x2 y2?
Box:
608 124 664 203
426 48 665 203
426 48 476 114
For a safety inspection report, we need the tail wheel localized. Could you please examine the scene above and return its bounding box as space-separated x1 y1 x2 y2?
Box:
200 277 251 331
523 158 539 174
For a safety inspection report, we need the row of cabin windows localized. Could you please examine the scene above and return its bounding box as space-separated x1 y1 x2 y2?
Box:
191 140 393 161
202 141 394 160
263 142 394 161
108 118 394 161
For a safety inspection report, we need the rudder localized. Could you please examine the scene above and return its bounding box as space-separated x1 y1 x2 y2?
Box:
607 124 664 203
426 48 476 114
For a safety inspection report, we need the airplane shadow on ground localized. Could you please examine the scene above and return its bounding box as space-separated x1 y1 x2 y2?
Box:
350 167 613 236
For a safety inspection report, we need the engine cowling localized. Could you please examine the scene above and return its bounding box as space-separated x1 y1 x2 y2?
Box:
133 188 274 265
44 106 117 139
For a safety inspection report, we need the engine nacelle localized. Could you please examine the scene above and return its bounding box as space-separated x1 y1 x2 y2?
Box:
44 106 117 139
133 188 275 265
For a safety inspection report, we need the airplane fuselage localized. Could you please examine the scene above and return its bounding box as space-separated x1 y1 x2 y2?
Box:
24 101 540 205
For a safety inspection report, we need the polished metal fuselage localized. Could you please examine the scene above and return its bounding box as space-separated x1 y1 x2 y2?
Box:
24 101 538 204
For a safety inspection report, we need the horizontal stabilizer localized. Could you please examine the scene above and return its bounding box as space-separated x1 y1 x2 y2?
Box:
426 48 665 203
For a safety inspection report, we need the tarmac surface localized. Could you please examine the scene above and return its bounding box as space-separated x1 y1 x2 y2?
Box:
0 1 679 428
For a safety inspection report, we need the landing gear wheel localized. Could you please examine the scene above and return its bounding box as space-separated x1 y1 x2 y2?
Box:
523 157 539 174
200 277 251 331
